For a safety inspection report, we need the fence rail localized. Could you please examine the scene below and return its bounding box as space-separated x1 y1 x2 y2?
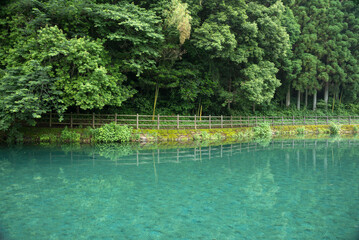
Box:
36 113 359 129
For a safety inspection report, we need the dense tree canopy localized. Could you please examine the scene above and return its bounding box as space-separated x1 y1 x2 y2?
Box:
1 0 359 130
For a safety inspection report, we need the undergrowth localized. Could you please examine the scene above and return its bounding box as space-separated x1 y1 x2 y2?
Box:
91 122 133 143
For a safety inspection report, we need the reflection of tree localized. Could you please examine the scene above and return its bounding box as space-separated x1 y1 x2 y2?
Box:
95 143 133 161
0 160 13 177
61 143 82 153
243 161 279 209
1 139 359 239
255 137 272 147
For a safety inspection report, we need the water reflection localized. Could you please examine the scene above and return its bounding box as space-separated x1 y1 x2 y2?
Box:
0 139 359 240
1 139 358 178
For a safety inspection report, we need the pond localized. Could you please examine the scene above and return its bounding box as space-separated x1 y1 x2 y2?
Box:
0 139 359 239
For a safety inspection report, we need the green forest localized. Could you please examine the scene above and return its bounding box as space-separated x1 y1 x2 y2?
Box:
1 0 359 131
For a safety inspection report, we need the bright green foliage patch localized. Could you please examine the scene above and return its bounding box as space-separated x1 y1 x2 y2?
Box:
353 125 359 134
61 127 81 143
212 133 224 141
92 123 133 143
296 127 306 135
39 134 58 143
234 130 254 141
253 123 273 139
329 122 341 135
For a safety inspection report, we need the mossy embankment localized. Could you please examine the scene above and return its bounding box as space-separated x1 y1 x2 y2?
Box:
8 123 359 144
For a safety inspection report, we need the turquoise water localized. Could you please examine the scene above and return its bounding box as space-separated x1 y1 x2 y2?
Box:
0 140 359 240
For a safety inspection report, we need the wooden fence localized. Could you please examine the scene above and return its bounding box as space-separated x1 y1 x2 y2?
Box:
36 113 359 129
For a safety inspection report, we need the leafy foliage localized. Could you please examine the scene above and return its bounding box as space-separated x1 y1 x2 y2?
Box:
296 127 306 135
253 123 273 139
1 0 359 131
353 125 359 134
0 62 65 131
61 127 81 143
329 122 341 135
92 123 133 143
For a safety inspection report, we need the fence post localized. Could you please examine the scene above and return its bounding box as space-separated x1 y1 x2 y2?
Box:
292 116 294 125
230 116 233 128
349 116 351 125
281 116 284 126
92 113 95 128
221 115 223 128
115 113 117 124
194 115 197 130
315 115 317 125
326 116 328 124
209 115 211 129
136 114 139 129
49 112 52 127
177 115 179 129
338 116 340 124
70 113 73 128
157 114 160 130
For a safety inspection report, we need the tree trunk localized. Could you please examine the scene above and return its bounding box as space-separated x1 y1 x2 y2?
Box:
152 83 159 120
305 88 308 108
339 89 343 105
297 90 301 110
286 85 290 107
324 81 329 106
228 73 232 111
313 90 317 111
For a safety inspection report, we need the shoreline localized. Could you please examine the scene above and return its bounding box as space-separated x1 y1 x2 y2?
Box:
1 124 357 145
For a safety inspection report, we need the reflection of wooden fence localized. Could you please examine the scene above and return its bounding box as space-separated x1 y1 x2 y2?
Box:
37 113 359 129
43 139 358 166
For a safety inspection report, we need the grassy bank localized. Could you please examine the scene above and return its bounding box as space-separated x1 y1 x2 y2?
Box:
3 123 356 144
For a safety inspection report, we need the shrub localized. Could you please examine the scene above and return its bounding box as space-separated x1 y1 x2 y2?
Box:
146 132 158 141
253 123 272 139
193 131 211 141
61 127 81 143
234 131 244 140
39 134 57 143
234 130 253 140
353 125 359 134
200 131 211 140
318 127 330 134
92 122 132 143
296 127 306 135
212 133 224 141
131 133 141 141
329 122 341 135
39 135 50 142
193 134 202 141
82 127 93 139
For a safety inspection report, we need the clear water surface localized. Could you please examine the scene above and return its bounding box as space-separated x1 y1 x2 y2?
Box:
0 139 359 240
